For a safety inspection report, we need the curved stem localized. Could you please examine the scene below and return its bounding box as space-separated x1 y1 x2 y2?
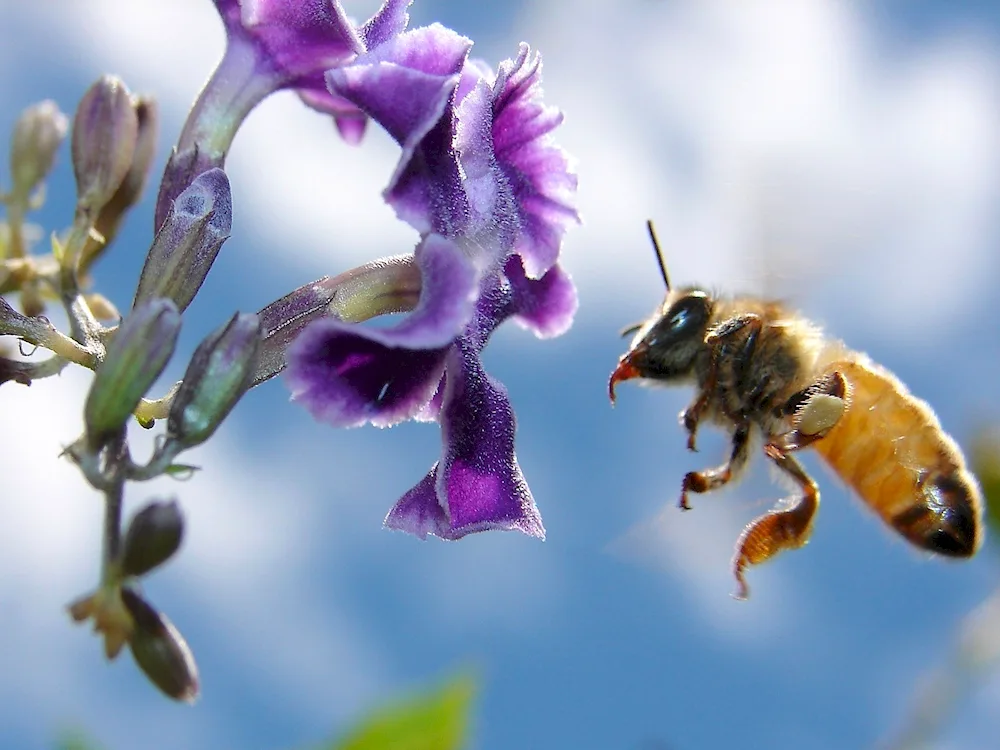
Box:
0 295 98 368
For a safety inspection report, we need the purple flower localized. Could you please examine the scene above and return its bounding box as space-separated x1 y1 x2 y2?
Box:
286 27 579 540
155 0 412 228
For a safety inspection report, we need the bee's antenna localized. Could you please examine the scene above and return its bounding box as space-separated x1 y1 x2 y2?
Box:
646 219 670 291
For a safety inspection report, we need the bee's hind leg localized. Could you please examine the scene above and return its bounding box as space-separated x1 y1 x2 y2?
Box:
731 451 819 600
766 371 848 456
679 422 751 510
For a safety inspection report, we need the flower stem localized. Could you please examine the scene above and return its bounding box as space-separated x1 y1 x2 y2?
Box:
5 199 27 260
0 295 98 367
99 440 128 585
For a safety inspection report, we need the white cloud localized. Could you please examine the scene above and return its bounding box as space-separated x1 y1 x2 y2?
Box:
521 0 1000 338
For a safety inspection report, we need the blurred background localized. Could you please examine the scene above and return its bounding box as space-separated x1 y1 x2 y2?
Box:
2 0 1000 748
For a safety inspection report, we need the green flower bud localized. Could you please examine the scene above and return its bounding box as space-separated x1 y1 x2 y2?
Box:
85 299 180 449
121 587 199 703
168 313 261 447
121 500 184 578
71 76 139 215
132 169 232 313
9 100 68 199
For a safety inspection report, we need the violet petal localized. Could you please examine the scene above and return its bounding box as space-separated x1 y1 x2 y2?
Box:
491 45 579 279
286 323 449 428
433 346 544 539
504 256 578 339
286 235 476 427
216 0 363 82
454 79 518 261
383 467 451 539
327 25 472 236
360 0 412 49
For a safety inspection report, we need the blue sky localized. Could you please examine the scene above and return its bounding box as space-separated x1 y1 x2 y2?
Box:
2 1 1000 749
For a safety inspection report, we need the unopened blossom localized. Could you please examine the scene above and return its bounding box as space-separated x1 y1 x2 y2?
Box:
155 0 412 227
287 25 579 540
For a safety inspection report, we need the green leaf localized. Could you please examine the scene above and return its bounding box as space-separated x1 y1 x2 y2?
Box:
972 431 1000 553
55 730 103 750
330 674 476 750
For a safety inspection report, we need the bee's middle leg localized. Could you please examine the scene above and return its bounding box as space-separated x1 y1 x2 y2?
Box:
766 371 848 456
679 422 750 510
731 451 819 600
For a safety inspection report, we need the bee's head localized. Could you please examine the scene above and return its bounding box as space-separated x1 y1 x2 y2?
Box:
609 289 713 401
608 221 714 402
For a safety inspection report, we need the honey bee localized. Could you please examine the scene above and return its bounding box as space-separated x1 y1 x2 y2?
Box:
609 221 984 599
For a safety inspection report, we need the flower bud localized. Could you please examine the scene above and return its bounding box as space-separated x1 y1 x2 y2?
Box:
120 587 199 703
121 500 184 578
168 313 261 447
71 76 139 215
9 100 68 199
80 96 159 273
132 169 232 312
85 299 180 449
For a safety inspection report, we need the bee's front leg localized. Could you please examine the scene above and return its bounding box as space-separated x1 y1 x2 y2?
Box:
766 371 848 456
680 393 710 452
731 451 819 600
679 422 750 510
683 314 762 452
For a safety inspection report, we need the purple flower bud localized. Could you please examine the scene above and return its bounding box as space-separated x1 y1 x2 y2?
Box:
81 97 160 273
71 76 140 215
121 587 199 703
120 500 184 578
132 169 232 313
168 313 261 447
9 100 68 199
85 299 181 450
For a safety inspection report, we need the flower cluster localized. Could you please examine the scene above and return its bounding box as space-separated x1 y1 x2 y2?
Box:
0 0 576 700
286 25 579 540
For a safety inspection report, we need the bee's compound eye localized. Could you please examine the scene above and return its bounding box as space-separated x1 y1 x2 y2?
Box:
669 308 690 330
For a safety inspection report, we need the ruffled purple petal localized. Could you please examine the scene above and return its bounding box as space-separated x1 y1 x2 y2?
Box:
334 114 368 145
434 346 544 539
327 25 472 235
454 79 518 261
384 467 450 539
326 52 461 149
287 324 449 427
285 235 477 427
216 0 363 82
504 256 577 339
384 345 543 540
295 87 369 144
414 374 446 422
398 233 480 347
360 0 412 49
491 45 579 279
